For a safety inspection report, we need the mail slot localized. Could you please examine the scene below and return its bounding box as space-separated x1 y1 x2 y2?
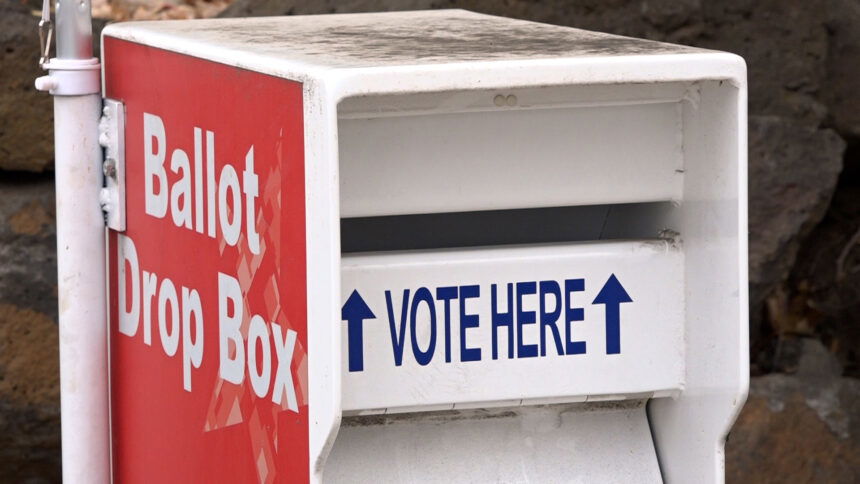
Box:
103 9 748 483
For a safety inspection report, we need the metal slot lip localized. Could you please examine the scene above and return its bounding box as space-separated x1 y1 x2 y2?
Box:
341 201 679 253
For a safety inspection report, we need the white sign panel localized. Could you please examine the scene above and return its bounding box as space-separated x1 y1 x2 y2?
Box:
340 240 685 413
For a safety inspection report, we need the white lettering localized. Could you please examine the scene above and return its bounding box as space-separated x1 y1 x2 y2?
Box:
118 234 140 337
169 149 193 229
193 127 204 234
143 113 168 218
218 272 244 384
116 233 216 394
243 147 261 255
218 164 242 247
248 315 271 398
181 287 204 392
271 322 298 411
142 118 265 254
158 278 180 357
142 270 158 346
206 130 216 238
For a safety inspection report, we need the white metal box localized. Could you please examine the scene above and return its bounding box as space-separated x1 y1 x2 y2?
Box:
103 10 748 483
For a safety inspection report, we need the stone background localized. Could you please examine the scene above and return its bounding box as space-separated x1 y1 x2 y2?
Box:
1 0 858 481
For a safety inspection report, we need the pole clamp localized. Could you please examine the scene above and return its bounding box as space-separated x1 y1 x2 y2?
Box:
35 57 101 96
99 99 126 231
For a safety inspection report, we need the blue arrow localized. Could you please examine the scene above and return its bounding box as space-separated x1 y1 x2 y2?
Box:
592 274 633 355
342 290 376 372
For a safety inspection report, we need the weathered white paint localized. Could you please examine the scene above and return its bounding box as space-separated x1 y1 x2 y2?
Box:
53 92 110 484
327 400 663 483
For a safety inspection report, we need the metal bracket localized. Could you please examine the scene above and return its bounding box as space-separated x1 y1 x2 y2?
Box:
99 98 126 231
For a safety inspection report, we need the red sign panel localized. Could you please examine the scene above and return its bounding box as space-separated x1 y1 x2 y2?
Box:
105 38 308 483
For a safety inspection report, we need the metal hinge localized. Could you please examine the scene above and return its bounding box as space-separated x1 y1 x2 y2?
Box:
98 98 126 231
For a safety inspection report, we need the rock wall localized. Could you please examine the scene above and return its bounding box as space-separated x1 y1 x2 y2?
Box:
0 0 857 481
0 174 60 482
1 2 55 172
726 339 860 483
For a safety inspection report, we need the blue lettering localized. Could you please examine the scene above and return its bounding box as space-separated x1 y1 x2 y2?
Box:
516 282 538 358
410 287 437 366
539 280 564 356
564 279 586 355
385 289 410 366
459 285 481 362
491 283 514 360
436 286 458 363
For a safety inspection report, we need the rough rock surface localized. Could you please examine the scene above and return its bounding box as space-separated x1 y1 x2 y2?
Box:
95 0 232 21
824 0 860 138
0 2 55 172
0 174 60 483
726 339 860 483
782 145 860 377
0 174 58 321
747 116 845 339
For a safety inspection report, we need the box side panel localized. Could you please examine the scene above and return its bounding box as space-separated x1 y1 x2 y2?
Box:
649 79 748 483
104 38 309 483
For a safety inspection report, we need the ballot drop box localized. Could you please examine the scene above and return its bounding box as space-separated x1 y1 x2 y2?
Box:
102 10 748 484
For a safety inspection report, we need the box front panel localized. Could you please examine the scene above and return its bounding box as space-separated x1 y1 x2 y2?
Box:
104 38 308 483
341 241 685 413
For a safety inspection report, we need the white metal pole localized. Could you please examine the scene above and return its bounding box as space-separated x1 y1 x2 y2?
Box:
36 0 110 482
54 94 110 484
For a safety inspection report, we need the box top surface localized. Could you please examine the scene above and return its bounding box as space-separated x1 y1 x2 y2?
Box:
104 10 708 74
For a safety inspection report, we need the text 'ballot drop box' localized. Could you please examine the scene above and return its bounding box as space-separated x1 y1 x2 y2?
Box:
103 10 748 483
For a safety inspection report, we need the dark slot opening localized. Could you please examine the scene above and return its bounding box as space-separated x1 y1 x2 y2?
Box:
341 201 677 253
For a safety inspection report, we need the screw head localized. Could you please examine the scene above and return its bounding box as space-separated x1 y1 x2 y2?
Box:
103 158 117 178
